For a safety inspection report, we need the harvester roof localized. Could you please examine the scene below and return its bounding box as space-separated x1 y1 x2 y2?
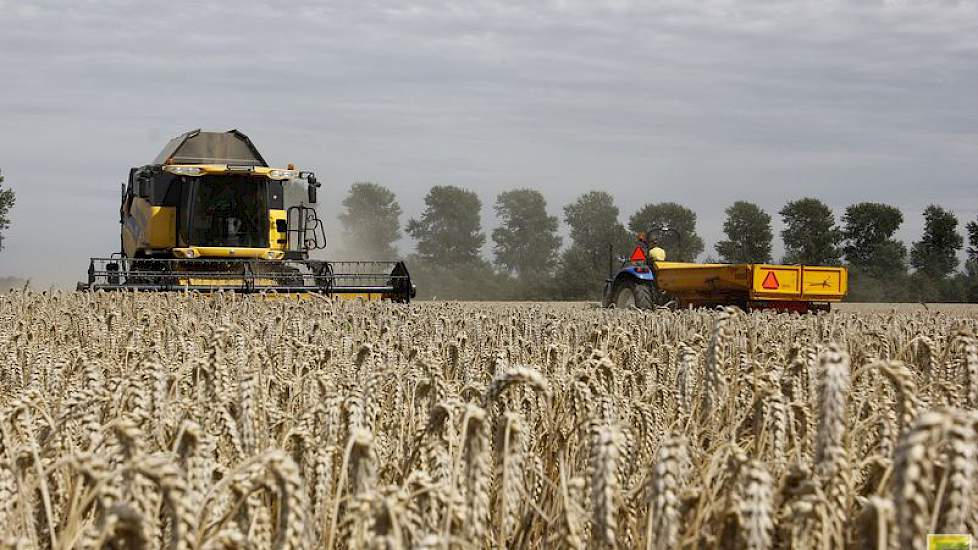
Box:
154 129 268 167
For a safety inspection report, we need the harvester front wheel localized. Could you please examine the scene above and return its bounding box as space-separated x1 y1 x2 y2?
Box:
611 280 654 310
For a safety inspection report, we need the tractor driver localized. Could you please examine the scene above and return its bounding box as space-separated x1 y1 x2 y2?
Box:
638 232 667 263
649 241 666 262
647 237 666 262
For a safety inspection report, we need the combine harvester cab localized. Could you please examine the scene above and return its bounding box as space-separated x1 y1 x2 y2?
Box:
603 230 847 313
80 129 415 302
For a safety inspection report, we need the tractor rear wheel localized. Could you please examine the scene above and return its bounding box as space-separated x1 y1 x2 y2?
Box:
612 280 654 310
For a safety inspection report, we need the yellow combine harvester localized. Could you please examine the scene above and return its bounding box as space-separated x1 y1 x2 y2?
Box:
79 129 414 301
603 229 847 313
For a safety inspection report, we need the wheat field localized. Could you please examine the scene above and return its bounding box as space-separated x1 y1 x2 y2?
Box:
0 291 976 549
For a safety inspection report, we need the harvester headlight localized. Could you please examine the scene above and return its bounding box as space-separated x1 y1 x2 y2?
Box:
267 169 299 180
162 166 204 177
265 250 284 260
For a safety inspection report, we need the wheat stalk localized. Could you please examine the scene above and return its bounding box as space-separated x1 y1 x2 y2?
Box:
1 291 976 549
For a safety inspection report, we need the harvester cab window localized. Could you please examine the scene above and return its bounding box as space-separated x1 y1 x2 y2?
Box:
123 170 134 216
187 176 268 248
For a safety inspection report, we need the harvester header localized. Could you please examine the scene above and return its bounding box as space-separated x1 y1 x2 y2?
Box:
79 129 415 301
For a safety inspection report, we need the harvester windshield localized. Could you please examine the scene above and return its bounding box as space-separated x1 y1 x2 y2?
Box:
179 176 268 248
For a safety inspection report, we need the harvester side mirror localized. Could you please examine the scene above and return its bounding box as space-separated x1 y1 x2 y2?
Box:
306 174 319 204
136 172 151 198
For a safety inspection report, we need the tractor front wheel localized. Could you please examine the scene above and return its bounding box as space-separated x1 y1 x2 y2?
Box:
611 280 655 310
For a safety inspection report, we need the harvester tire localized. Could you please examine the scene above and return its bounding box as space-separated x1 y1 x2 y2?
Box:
612 280 654 310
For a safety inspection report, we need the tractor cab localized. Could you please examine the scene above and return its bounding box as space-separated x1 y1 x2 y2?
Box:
602 226 677 309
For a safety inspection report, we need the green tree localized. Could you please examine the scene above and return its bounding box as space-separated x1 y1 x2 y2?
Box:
966 216 978 263
965 262 978 303
491 189 561 280
627 202 704 261
910 205 963 278
559 191 630 299
715 201 773 263
779 198 842 265
960 215 978 302
337 182 402 259
406 185 485 267
0 170 14 252
841 202 907 277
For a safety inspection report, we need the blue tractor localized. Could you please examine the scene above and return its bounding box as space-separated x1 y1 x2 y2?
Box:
601 226 677 310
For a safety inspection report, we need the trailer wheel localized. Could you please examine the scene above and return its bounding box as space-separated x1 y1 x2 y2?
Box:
611 280 655 310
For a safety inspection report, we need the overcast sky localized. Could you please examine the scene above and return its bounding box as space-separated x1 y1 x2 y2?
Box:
1 0 976 286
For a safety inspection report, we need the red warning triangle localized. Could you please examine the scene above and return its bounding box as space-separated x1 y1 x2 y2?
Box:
761 271 780 290
629 246 646 262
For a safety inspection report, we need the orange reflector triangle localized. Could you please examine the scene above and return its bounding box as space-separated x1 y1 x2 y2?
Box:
629 246 646 262
762 271 780 290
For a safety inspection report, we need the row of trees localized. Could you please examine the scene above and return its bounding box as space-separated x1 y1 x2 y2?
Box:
2 170 972 302
336 182 978 302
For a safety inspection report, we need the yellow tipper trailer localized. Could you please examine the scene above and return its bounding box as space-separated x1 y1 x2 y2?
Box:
79 129 414 301
603 230 848 313
654 262 847 312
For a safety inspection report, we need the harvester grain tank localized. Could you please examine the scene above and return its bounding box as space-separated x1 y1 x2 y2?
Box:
79 129 414 301
603 228 847 312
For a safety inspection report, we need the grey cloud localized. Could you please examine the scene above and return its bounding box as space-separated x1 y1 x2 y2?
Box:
0 0 976 283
